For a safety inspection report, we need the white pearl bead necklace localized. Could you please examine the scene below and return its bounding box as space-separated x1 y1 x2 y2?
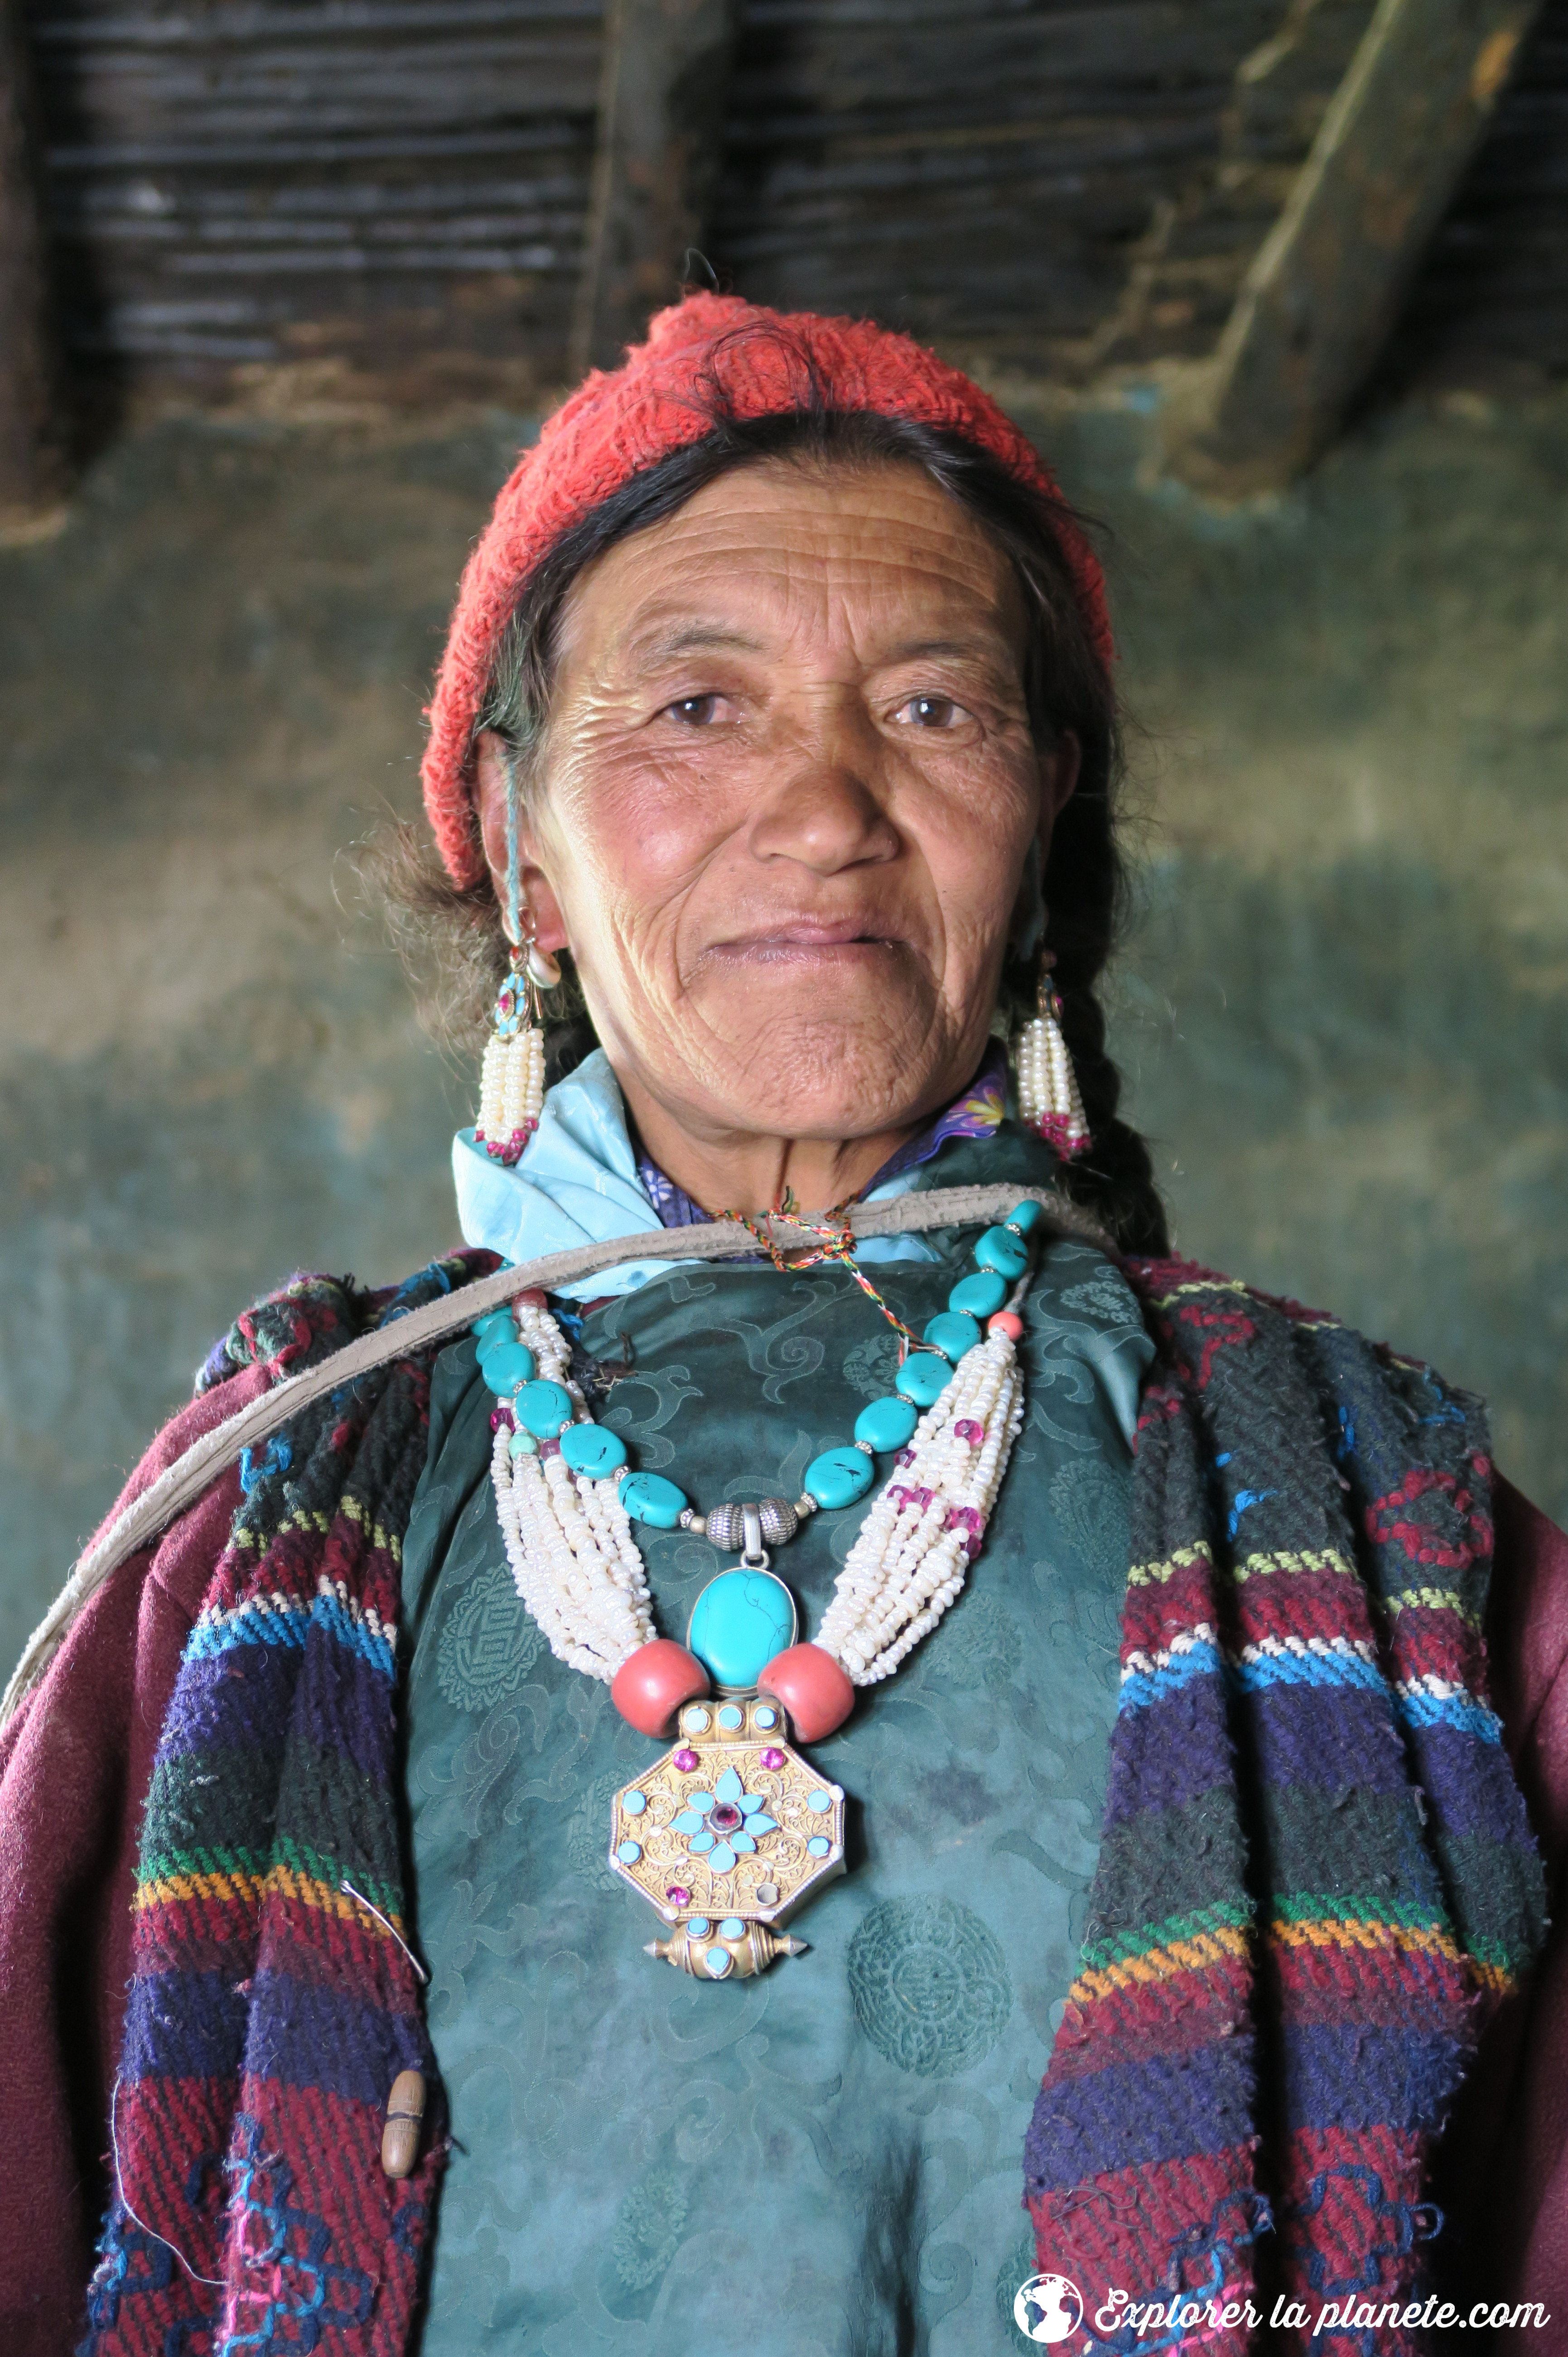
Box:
491 1298 1028 1691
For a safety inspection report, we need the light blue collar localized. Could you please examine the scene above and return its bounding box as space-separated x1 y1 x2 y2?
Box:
452 1049 938 1300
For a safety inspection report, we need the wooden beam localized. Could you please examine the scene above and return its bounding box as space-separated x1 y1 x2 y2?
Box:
572 0 739 379
0 0 67 535
1162 0 1543 496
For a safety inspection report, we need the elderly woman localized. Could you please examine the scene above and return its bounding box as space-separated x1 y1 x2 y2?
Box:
1 297 1564 2357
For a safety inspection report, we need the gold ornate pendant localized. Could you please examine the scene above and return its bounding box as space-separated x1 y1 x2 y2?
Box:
608 1694 847 1978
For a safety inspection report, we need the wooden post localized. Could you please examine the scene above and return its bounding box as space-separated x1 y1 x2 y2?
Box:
0 0 67 535
1162 0 1542 496
572 0 739 379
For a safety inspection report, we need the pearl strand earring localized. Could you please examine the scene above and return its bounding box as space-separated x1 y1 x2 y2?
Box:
1013 949 1090 1161
475 760 560 1166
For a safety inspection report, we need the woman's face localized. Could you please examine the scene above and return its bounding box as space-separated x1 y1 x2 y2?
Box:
476 457 1077 1155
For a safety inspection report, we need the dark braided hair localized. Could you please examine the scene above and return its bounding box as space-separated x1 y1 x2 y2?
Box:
376 404 1168 1256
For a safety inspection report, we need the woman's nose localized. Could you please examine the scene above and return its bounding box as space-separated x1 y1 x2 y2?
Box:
745 712 901 875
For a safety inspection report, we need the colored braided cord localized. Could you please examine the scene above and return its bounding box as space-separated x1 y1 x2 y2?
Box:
723 1205 926 1354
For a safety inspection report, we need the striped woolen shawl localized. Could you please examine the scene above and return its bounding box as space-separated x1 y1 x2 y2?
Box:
81 1252 1544 2355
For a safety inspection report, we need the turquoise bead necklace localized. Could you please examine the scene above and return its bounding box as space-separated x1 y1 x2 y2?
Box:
474 1202 1044 1981
475 1205 1040 1659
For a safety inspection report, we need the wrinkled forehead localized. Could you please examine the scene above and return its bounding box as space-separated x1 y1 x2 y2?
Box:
549 455 1028 688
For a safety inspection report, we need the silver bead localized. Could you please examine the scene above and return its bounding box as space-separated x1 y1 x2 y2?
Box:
795 1492 819 1517
678 1508 707 1535
706 1503 744 1551
757 1498 799 1546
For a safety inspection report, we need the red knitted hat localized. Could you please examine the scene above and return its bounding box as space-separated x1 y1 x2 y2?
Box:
421 293 1113 887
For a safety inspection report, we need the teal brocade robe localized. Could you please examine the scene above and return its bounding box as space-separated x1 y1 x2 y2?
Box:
401 1128 1153 2354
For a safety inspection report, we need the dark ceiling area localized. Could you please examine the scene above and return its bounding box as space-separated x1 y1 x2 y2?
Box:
19 0 1568 404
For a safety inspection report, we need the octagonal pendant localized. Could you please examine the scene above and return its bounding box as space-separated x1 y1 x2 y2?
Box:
608 1693 847 1978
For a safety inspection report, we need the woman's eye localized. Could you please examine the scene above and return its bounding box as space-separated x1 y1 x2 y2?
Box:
894 695 965 730
661 694 723 726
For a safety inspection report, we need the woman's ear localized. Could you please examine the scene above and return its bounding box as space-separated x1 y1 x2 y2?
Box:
473 731 570 954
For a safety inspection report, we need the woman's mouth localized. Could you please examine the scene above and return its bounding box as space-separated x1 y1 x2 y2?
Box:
708 918 904 964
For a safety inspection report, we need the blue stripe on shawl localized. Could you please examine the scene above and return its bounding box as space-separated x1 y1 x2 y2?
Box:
1024 2038 1256 2188
1117 1641 1222 1712
1394 1688 1501 1744
1281 2022 1469 2135
183 1588 393 1680
309 1586 396 1680
1230 1644 1383 1700
122 1969 248 2083
243 1971 426 2101
184 1601 309 1662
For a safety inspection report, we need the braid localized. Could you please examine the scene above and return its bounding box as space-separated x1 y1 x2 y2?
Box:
1056 983 1169 1258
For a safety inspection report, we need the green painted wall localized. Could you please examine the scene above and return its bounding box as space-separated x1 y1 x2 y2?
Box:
1030 381 1567 1540
1 385 1563 1679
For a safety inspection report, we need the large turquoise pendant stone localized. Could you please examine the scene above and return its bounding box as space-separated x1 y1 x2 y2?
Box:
687 1568 799 1690
804 1446 875 1509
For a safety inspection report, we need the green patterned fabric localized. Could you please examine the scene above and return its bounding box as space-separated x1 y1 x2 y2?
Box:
400 1138 1152 2356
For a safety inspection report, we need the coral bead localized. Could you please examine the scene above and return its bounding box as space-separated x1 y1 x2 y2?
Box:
987 1311 1024 1342
611 1640 710 1737
758 1643 856 1742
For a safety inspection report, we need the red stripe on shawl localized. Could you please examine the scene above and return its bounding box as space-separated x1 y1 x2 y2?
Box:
1119 1557 1222 1660
1228 1570 1373 1648
1275 2122 1430 2343
1265 1926 1476 2029
1051 1951 1254 2078
111 2072 232 2285
1028 2145 1261 2355
217 2076 436 2355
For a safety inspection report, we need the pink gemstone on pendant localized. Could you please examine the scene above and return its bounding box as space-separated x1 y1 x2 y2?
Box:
760 1747 786 1770
708 1802 743 1834
673 1748 699 1773
666 1885 690 1906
